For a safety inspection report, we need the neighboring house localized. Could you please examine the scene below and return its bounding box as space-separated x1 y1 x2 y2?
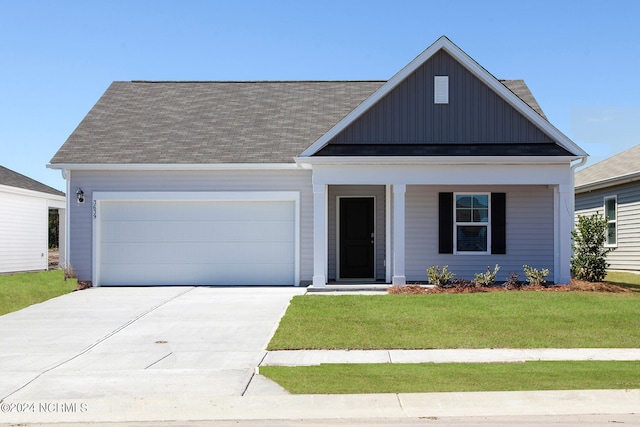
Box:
0 166 66 274
575 144 640 272
48 36 586 287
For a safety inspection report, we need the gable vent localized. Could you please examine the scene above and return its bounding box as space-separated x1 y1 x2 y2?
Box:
434 76 449 104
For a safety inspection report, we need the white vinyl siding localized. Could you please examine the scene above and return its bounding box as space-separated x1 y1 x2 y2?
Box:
576 181 640 272
68 169 313 284
0 190 49 273
406 185 554 281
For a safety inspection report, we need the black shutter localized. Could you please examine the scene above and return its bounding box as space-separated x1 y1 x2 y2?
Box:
491 192 506 254
439 192 453 254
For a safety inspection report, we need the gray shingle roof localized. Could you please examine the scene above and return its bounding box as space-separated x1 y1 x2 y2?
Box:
50 79 544 165
500 80 547 119
0 166 65 196
575 144 640 189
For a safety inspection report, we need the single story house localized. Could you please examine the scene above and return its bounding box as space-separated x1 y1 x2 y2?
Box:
575 144 640 272
48 36 587 287
0 166 66 274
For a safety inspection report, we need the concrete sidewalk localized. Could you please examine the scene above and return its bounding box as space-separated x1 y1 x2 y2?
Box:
262 348 640 366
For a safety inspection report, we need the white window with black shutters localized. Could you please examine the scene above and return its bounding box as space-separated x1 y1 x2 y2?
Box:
439 192 506 255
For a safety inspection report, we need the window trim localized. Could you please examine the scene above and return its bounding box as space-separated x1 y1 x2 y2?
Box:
453 192 491 255
604 195 618 248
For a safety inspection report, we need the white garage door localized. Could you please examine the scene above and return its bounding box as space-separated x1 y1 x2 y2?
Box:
97 199 296 286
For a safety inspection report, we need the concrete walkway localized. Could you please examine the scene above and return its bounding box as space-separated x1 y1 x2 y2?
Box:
0 287 639 424
262 348 640 366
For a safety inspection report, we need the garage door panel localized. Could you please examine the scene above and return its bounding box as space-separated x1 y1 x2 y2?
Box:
98 199 296 286
101 262 295 286
101 220 294 243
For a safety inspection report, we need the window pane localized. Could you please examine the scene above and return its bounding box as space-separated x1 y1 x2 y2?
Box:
456 195 472 208
457 209 471 222
474 208 489 222
473 195 488 209
607 223 617 245
457 226 487 252
605 199 616 220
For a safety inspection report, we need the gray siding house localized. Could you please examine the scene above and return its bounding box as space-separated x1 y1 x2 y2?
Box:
575 144 640 272
48 36 587 287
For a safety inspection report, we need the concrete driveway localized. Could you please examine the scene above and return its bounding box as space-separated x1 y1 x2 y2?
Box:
0 286 305 403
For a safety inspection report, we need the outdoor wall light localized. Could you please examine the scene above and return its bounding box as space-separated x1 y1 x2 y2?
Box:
76 188 85 204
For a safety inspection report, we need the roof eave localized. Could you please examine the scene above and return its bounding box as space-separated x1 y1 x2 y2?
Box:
575 171 640 194
295 155 581 167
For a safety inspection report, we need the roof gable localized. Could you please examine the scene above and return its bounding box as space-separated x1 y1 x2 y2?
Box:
301 36 586 158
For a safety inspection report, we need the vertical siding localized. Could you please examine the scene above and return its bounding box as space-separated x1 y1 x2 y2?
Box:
327 185 386 280
69 169 313 283
575 181 640 271
0 191 48 273
330 50 553 145
405 185 555 282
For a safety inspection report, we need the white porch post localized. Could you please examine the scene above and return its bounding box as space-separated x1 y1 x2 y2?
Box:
556 184 573 284
312 184 327 287
392 184 406 285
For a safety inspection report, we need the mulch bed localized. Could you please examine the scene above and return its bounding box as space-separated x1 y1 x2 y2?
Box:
388 279 631 294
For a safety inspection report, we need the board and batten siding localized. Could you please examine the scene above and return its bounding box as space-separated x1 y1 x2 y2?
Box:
329 50 553 145
575 181 640 271
0 189 49 273
327 185 386 281
405 185 555 282
68 169 313 283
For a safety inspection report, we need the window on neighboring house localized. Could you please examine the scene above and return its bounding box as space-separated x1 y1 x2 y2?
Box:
439 192 505 255
604 196 617 246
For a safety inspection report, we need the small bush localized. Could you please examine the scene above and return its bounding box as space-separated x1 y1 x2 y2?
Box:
523 265 550 286
571 213 615 282
504 272 523 288
426 265 455 287
474 265 500 287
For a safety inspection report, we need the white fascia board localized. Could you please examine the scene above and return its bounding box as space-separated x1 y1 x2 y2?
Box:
0 184 66 202
575 171 640 194
47 163 301 171
299 36 588 159
295 155 579 167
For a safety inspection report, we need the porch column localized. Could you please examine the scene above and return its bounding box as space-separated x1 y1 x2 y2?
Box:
392 184 406 285
312 184 327 287
555 184 573 284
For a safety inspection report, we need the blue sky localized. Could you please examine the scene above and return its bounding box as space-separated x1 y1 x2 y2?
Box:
1 0 639 192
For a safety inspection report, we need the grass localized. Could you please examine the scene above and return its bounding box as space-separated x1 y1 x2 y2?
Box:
260 361 640 394
0 270 77 316
268 292 640 349
606 271 640 291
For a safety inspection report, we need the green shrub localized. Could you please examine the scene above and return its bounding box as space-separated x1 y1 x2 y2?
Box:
474 264 500 287
426 265 455 287
523 265 550 286
571 213 614 282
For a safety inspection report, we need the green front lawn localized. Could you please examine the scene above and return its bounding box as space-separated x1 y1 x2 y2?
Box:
0 270 77 316
261 361 640 394
268 292 640 349
606 271 640 291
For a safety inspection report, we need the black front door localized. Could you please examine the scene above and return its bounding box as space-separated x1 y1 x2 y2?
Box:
339 197 375 279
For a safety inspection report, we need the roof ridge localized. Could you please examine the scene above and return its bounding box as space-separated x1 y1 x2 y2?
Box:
128 80 388 84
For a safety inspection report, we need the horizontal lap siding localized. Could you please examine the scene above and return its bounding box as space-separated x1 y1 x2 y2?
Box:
69 169 313 283
576 181 640 271
0 192 48 273
406 185 554 282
